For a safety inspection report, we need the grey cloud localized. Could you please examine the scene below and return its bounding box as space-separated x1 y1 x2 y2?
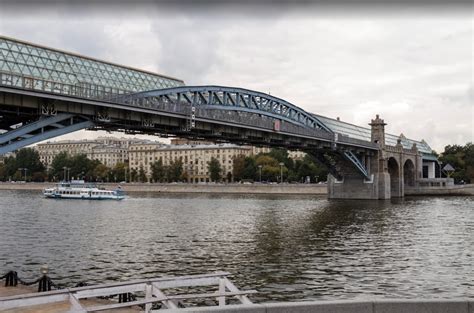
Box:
0 7 471 151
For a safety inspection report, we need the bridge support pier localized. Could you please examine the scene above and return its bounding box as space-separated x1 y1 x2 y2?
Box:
327 172 391 200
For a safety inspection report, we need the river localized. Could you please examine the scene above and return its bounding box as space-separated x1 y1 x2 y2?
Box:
0 190 472 302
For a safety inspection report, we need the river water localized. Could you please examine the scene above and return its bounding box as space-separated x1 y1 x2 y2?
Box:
0 190 472 302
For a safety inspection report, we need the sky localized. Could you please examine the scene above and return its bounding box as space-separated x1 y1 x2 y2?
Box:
0 1 472 152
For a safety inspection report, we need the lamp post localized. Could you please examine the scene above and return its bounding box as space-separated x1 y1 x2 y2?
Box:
258 165 263 183
63 167 70 182
279 162 284 184
18 168 28 182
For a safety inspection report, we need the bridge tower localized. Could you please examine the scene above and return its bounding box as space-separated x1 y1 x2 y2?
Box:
369 115 391 199
327 115 395 200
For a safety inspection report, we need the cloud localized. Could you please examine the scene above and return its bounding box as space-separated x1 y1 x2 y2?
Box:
0 5 472 151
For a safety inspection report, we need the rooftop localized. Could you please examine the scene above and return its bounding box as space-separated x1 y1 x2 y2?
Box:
0 35 185 93
313 114 434 155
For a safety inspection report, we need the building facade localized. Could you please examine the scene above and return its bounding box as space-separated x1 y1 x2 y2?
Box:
35 136 308 182
35 137 146 168
129 142 254 183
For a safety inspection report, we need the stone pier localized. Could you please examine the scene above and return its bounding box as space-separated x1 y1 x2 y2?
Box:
328 115 425 200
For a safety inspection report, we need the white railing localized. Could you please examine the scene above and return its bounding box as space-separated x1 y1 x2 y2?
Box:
0 272 256 312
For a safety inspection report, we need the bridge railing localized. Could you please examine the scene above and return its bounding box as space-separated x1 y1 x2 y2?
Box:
0 71 129 100
337 136 378 149
0 71 377 149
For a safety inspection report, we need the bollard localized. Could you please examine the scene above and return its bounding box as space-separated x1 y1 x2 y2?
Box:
119 293 134 303
4 271 18 287
38 265 52 292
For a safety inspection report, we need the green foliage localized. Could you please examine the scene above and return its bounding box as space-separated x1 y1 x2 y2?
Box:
130 168 138 182
439 142 473 183
232 155 246 182
151 159 166 182
138 166 147 183
110 162 128 182
50 151 69 180
94 163 110 182
50 152 102 182
242 156 257 181
208 157 222 182
1 148 45 181
167 159 183 182
231 149 328 183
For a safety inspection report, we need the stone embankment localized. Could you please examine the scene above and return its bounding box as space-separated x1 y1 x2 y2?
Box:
0 182 328 195
405 184 474 196
1 182 472 196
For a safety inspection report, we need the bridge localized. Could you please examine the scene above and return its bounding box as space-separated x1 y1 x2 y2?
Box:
0 35 439 199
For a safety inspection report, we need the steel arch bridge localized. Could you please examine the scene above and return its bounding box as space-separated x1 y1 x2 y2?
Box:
0 79 376 179
117 86 333 133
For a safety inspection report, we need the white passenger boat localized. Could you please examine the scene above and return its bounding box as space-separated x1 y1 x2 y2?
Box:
43 180 125 200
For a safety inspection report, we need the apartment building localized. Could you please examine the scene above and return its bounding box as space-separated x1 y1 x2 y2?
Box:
35 137 148 167
129 142 254 183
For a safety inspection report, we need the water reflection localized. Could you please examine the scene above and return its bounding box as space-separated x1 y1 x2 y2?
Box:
0 190 472 302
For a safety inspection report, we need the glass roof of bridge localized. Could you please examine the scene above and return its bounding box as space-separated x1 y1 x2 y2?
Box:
313 114 434 155
0 35 184 94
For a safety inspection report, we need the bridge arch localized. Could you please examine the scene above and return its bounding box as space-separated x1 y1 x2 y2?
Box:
119 86 333 133
403 159 416 187
388 157 401 198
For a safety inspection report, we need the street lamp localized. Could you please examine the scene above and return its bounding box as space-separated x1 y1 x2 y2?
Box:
279 162 284 184
18 168 28 182
63 167 70 182
258 165 263 183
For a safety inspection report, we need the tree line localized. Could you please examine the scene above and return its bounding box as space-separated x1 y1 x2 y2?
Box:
0 147 328 183
0 149 129 182
438 142 474 183
2 143 472 184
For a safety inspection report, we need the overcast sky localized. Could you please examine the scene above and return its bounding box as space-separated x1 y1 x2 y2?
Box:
0 2 472 152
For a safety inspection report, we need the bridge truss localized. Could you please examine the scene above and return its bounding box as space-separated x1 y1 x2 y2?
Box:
0 72 375 179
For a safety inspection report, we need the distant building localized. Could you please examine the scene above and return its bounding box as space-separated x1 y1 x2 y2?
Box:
35 135 309 182
35 137 150 167
129 142 254 183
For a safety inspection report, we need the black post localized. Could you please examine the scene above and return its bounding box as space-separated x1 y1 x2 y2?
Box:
38 275 52 292
5 271 18 287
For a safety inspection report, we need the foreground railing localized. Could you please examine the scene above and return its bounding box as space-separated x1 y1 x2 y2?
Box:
0 271 256 312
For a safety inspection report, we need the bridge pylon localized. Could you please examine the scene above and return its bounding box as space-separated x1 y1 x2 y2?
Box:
327 115 421 200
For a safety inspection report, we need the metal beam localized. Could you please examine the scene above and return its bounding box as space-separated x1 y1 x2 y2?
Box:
343 151 369 179
121 86 333 133
0 113 74 144
0 116 94 155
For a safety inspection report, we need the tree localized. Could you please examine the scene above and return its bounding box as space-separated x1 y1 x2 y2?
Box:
208 157 222 182
3 156 17 179
130 168 138 182
256 155 282 182
232 155 246 182
50 152 71 181
151 159 166 182
93 164 109 182
167 159 183 182
12 148 45 181
138 166 147 183
439 142 473 183
242 156 257 181
69 154 92 180
0 163 7 181
111 162 128 182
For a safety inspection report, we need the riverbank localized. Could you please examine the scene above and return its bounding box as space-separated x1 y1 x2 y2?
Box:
405 184 474 196
0 182 328 195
